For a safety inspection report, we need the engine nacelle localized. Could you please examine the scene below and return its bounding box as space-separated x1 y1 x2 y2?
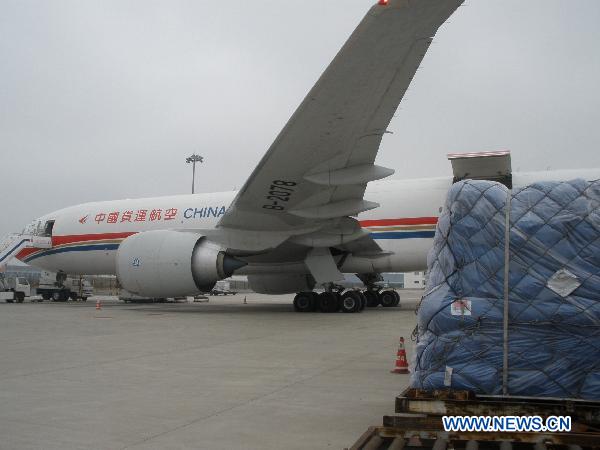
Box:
116 230 245 298
248 274 315 295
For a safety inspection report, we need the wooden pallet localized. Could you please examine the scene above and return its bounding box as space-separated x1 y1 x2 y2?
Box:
347 389 600 450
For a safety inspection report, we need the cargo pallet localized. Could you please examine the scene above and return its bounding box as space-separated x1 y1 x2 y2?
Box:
348 388 600 450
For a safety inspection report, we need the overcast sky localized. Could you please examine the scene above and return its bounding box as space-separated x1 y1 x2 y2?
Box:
2 0 600 237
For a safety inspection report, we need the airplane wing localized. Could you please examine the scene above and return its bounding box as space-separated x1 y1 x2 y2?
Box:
217 0 463 253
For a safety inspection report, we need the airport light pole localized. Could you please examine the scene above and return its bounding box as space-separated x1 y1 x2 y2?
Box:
186 154 204 194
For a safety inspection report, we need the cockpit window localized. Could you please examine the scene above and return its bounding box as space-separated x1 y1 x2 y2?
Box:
23 219 56 236
42 220 55 237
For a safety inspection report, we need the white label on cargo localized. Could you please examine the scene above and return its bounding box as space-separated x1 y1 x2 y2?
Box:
547 268 581 297
451 298 472 316
444 366 453 387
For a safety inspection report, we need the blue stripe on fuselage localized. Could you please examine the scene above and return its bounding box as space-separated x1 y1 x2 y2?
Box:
23 232 433 263
24 243 120 262
369 231 435 239
0 239 30 264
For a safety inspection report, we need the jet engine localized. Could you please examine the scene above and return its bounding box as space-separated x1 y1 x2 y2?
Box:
115 230 245 298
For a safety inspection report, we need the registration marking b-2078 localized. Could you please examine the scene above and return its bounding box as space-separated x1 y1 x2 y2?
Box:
262 180 297 211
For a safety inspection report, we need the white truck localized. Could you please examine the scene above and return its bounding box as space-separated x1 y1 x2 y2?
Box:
37 271 93 301
209 280 236 296
0 274 31 303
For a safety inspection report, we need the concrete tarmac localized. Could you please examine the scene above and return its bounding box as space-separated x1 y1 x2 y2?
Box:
0 291 423 450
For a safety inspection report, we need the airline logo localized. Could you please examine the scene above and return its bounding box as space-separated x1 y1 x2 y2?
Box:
79 206 228 225
80 208 179 225
183 206 227 219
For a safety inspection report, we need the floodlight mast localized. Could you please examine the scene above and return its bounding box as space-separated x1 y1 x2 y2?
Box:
185 154 204 194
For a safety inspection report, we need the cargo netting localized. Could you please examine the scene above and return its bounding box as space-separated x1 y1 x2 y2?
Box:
411 179 600 399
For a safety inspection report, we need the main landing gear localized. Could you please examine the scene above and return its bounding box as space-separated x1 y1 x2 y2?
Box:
293 289 399 313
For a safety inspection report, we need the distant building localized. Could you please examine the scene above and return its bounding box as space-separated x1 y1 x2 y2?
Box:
382 272 404 288
403 271 426 288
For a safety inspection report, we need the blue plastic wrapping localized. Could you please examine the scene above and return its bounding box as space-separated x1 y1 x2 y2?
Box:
411 179 600 399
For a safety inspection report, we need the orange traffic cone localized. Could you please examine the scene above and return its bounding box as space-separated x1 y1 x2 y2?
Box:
95 299 102 311
391 337 410 374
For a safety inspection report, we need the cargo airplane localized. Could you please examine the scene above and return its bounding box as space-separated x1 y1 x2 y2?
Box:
4 0 600 313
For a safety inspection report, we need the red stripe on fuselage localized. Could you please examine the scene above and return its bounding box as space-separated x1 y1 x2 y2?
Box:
52 232 136 246
14 231 136 262
15 247 39 259
359 217 438 227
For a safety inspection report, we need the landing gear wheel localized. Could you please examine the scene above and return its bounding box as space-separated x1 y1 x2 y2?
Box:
310 292 320 311
391 290 400 307
340 291 362 313
318 292 339 313
293 292 315 312
380 290 397 307
333 291 342 307
357 291 366 311
364 290 379 307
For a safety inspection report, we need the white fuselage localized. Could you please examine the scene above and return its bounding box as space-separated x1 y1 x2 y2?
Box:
15 169 600 278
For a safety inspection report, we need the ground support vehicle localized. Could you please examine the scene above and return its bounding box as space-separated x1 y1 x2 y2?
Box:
36 271 93 302
349 388 600 449
0 275 30 303
209 289 237 296
209 281 237 296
